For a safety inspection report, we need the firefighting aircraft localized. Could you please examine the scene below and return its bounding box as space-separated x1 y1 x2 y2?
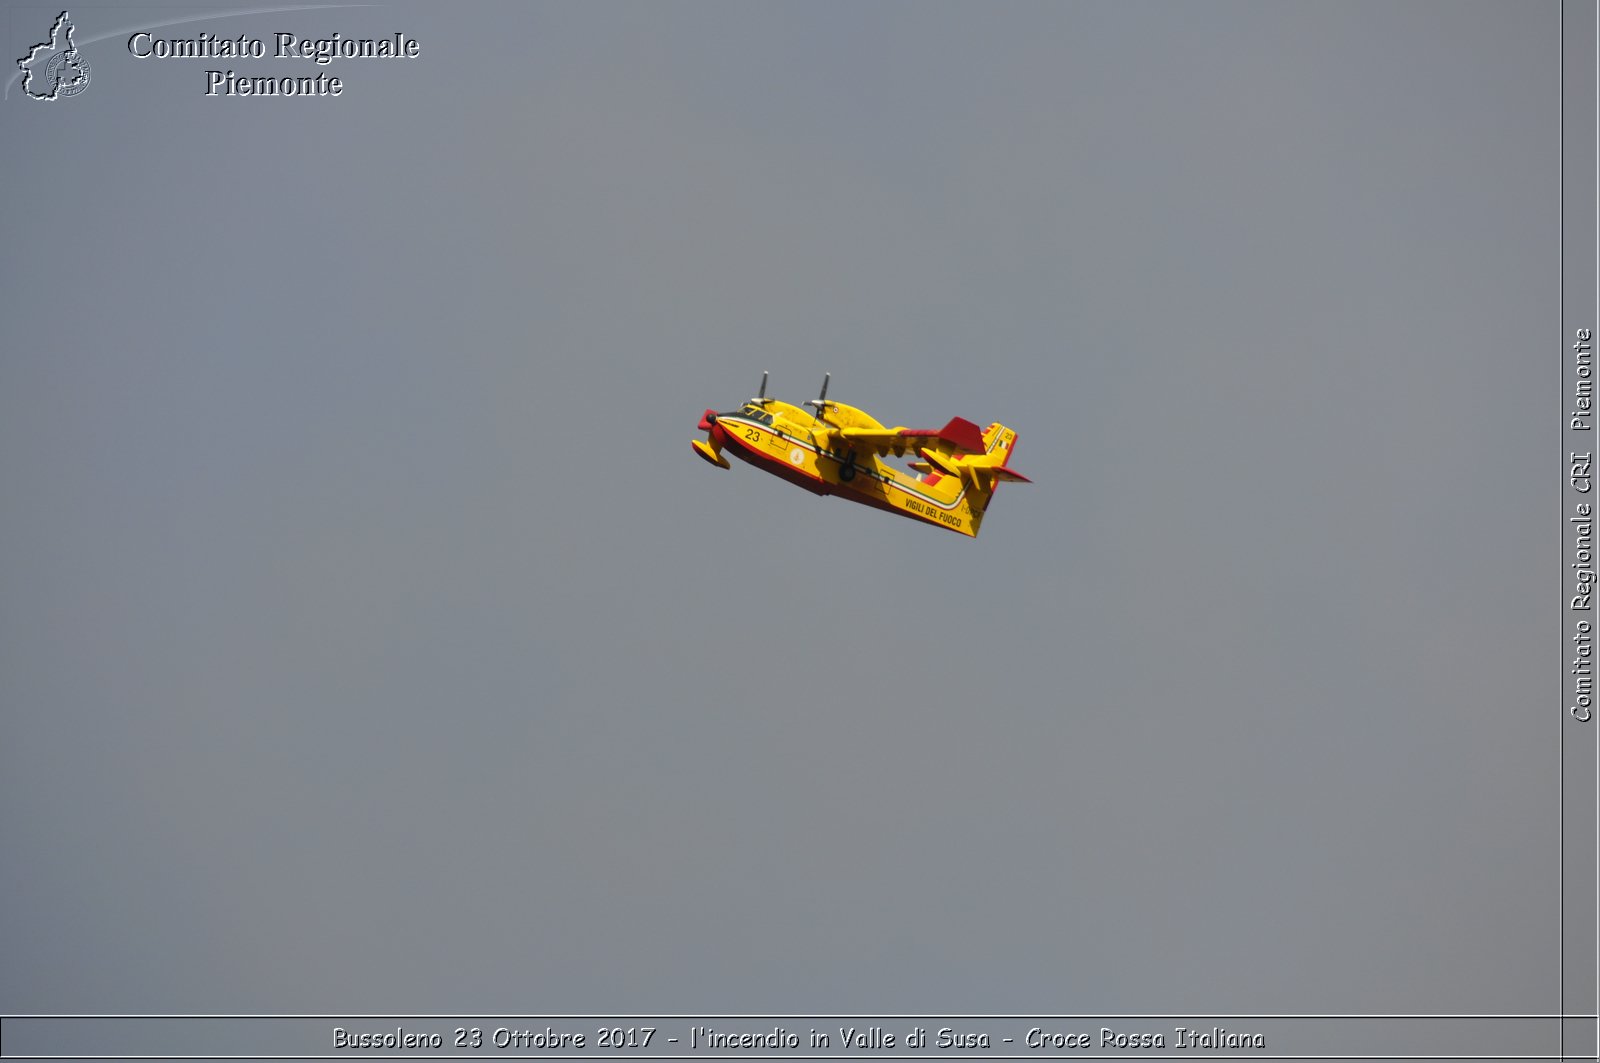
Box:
692 373 1028 537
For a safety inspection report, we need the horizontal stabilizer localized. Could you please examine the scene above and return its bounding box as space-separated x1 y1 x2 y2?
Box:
919 448 962 477
919 446 1030 483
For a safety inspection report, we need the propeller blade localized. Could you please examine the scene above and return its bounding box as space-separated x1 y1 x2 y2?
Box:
806 372 833 418
758 371 768 401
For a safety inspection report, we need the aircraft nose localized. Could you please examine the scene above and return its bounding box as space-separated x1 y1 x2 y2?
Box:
697 409 729 448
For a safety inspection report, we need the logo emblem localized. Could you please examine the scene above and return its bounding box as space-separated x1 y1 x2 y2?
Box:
18 11 91 101
788 447 804 466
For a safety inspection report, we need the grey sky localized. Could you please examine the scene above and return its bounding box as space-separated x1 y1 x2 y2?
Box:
0 0 1564 1023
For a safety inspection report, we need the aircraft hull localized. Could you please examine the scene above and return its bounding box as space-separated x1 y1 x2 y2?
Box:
713 412 981 536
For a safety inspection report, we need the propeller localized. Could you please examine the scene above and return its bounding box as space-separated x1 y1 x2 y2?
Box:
805 372 832 420
750 371 769 405
693 406 731 468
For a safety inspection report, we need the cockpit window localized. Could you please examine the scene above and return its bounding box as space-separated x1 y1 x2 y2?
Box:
722 405 774 426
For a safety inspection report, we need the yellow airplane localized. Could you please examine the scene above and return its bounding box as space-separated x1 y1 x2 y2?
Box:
692 373 1029 538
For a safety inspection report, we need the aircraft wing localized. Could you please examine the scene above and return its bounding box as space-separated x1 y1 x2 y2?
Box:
835 416 988 456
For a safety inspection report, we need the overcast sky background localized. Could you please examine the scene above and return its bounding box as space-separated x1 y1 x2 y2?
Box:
1 0 1561 1018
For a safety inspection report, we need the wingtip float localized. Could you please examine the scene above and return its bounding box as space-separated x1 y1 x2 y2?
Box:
691 373 1028 537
